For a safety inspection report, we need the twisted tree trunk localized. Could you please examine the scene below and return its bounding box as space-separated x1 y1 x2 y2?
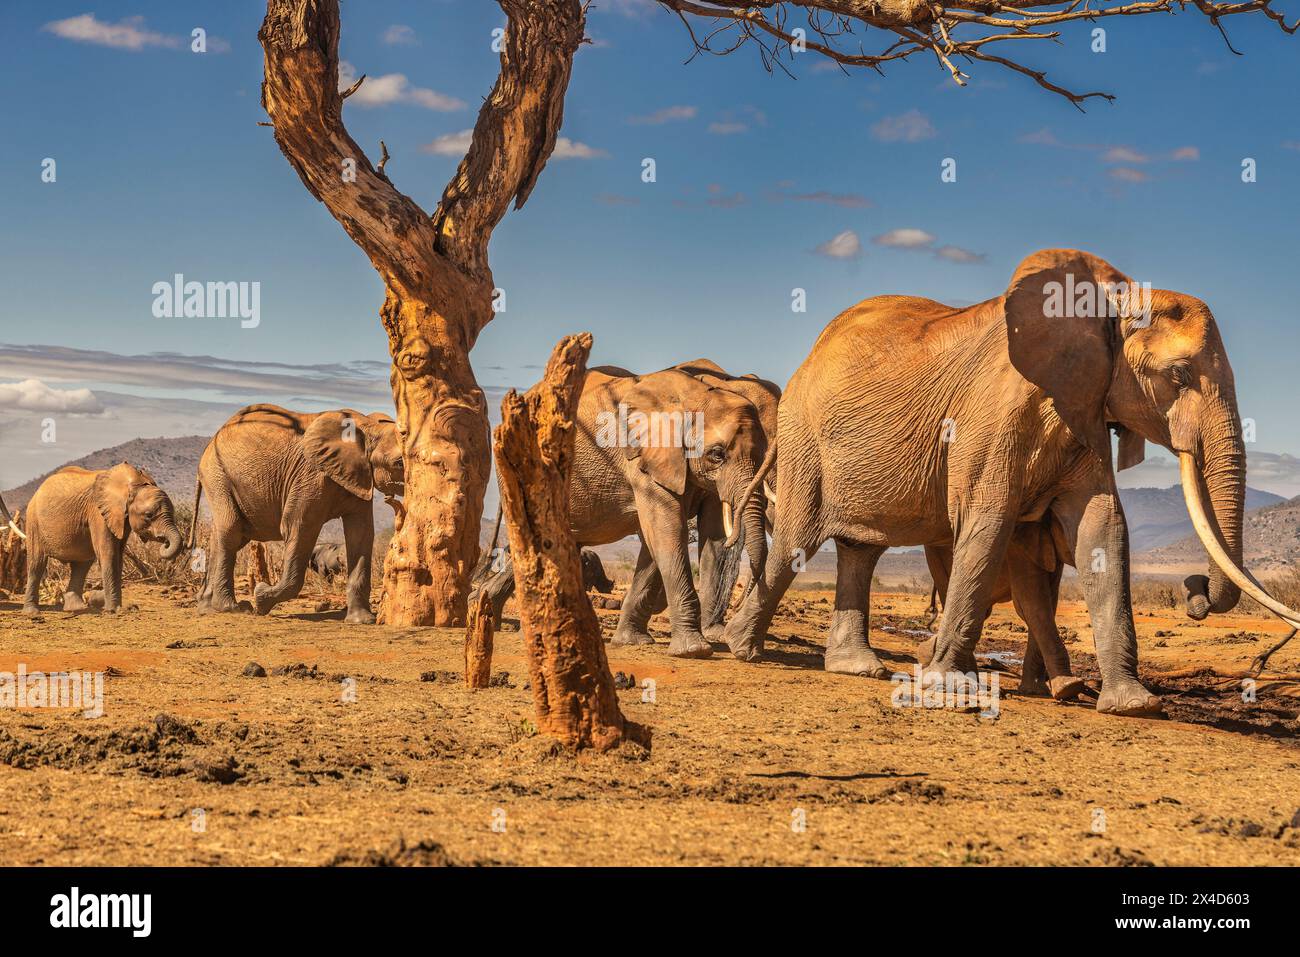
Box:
259 0 585 626
464 589 495 689
494 335 650 752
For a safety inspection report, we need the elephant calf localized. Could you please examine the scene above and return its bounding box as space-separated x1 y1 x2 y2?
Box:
23 462 184 614
191 404 404 623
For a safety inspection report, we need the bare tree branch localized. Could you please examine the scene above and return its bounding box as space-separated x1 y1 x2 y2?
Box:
431 1 587 287
656 0 1298 106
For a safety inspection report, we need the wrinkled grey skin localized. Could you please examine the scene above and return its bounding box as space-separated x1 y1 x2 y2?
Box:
23 462 184 614
191 404 404 624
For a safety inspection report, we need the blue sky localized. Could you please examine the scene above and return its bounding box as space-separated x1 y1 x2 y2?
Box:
1 0 1298 494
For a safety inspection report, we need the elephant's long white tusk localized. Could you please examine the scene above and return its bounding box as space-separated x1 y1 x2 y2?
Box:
6 521 24 540
1179 452 1300 629
721 502 734 540
763 481 777 507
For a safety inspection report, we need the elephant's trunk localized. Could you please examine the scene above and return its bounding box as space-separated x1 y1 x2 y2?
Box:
1183 400 1245 619
159 523 184 560
739 480 767 589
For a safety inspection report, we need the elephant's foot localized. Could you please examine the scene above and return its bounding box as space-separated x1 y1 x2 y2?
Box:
610 627 656 647
915 636 936 667
927 644 979 677
23 601 41 616
85 590 106 610
62 592 89 613
202 596 254 615
344 606 376 625
723 618 764 662
667 631 713 659
253 582 277 616
824 638 890 679
1096 679 1162 717
1048 675 1086 701
702 623 727 643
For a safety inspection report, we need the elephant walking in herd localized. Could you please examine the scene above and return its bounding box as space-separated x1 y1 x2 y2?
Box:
476 359 777 658
723 248 1300 716
21 463 184 614
190 404 404 623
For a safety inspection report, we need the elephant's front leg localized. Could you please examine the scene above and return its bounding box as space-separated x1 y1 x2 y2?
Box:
90 529 125 613
925 512 1016 679
825 541 890 678
62 561 92 613
610 539 663 646
1054 479 1161 716
638 493 710 659
341 508 376 624
696 497 740 642
1006 550 1083 701
254 529 316 617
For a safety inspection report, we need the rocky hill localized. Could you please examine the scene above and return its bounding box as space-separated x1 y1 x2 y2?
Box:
1137 492 1300 575
1120 485 1284 553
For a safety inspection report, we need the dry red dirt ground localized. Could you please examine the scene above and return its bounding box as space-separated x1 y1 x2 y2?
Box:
2 583 1298 866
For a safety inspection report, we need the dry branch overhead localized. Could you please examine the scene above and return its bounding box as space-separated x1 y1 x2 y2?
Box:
494 334 650 753
259 0 585 626
655 0 1298 107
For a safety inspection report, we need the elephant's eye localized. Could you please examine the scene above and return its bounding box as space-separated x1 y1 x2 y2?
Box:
706 446 725 465
1169 364 1192 389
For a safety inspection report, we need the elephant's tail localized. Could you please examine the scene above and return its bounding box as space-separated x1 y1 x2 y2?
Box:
925 586 940 631
724 435 777 549
187 476 203 550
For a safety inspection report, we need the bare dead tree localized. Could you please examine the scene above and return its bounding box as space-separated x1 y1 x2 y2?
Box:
258 0 586 626
657 0 1298 108
494 334 650 752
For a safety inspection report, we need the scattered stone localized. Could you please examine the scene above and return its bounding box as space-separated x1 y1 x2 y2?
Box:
314 600 332 613
192 755 243 785
154 713 199 744
242 661 267 678
1238 821 1265 838
272 663 320 679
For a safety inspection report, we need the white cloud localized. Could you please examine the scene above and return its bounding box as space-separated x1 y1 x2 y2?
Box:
628 105 697 125
1103 146 1149 164
874 228 936 249
43 14 185 51
933 245 985 264
708 121 748 135
551 137 609 160
0 379 102 413
814 230 862 260
1109 167 1149 183
338 61 464 111
383 24 417 46
423 131 605 160
871 110 936 143
422 130 474 156
1170 146 1200 161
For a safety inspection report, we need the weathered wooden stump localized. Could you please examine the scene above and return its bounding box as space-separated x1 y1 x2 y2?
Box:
0 509 26 594
493 333 650 752
464 589 495 689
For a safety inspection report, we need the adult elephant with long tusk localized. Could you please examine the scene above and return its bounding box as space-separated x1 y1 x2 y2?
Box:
723 248 1299 716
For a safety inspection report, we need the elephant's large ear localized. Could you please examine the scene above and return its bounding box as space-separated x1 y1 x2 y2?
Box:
1004 249 1132 459
1115 424 1146 470
621 386 688 496
301 411 373 500
93 463 140 539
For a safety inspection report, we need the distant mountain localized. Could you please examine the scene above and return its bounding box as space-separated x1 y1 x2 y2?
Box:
1137 493 1300 575
1120 485 1285 553
2 435 210 511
